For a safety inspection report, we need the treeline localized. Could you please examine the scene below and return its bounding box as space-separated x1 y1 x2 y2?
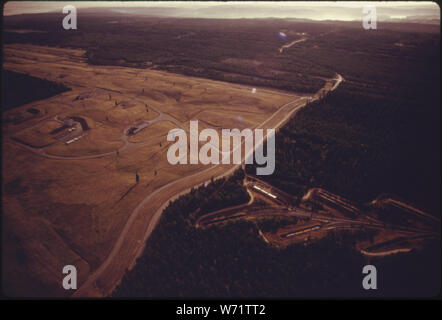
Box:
2 70 70 111
247 28 440 216
113 168 439 297
3 13 336 93
248 80 440 216
113 168 366 297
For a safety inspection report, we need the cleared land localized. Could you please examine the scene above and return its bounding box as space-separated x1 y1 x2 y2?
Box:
2 43 321 297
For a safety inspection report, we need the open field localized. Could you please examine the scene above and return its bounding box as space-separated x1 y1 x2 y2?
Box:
2 43 313 296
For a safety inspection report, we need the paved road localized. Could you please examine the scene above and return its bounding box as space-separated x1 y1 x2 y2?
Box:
71 74 344 297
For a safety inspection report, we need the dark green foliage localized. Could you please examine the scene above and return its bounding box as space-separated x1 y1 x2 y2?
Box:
2 70 70 111
369 242 440 297
3 14 335 93
248 26 440 217
113 169 439 297
113 171 367 297
257 216 299 233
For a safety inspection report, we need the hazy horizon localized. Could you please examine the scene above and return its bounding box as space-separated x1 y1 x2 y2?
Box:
3 1 440 22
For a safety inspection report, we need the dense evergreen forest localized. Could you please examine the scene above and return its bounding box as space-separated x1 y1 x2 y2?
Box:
113 169 440 297
4 12 341 93
249 26 440 216
2 70 70 111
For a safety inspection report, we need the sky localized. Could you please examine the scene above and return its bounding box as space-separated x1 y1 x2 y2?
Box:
3 1 440 21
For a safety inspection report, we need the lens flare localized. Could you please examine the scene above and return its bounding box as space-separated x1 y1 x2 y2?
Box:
278 32 287 40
